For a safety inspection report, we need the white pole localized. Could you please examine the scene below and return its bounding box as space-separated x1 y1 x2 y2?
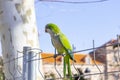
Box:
0 0 43 80
23 47 31 80
104 45 108 80
27 48 36 80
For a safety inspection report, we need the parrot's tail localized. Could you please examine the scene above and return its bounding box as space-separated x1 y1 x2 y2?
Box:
67 50 76 62
70 56 76 62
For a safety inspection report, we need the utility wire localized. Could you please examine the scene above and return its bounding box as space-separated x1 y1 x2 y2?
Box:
26 43 119 62
2 43 120 80
39 0 108 4
3 43 119 64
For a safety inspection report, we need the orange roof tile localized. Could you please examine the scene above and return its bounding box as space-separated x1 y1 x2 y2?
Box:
41 53 62 64
91 59 102 64
72 53 86 64
41 53 102 64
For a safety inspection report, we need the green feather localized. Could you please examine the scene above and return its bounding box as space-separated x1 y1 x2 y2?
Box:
45 23 75 80
45 23 61 34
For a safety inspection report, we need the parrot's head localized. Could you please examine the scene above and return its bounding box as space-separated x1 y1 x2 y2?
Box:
45 23 61 34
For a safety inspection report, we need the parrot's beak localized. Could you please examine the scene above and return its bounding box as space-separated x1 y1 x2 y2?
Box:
45 28 47 32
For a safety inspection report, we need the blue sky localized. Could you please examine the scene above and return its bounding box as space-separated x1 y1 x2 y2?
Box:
0 0 120 56
35 0 120 53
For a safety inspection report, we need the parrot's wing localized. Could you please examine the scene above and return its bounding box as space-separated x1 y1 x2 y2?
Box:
59 33 75 61
59 33 72 50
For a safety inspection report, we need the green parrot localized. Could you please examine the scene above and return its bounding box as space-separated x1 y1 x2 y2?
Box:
45 23 76 80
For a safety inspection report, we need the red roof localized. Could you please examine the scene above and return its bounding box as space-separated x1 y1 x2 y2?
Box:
41 53 102 64
41 53 62 64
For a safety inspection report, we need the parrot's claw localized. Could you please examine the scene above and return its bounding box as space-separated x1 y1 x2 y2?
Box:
54 54 64 58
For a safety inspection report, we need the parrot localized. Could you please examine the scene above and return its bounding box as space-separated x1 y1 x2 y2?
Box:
45 23 76 80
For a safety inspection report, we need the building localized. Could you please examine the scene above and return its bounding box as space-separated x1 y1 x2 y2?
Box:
89 38 120 80
41 52 104 80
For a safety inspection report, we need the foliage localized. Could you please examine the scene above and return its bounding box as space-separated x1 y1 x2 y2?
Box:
73 68 87 80
45 72 56 80
0 56 5 80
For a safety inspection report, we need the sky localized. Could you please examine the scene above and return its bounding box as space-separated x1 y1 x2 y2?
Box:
0 0 120 56
35 0 120 53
